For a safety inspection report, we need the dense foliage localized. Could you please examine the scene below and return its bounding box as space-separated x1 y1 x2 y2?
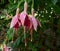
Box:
0 0 60 51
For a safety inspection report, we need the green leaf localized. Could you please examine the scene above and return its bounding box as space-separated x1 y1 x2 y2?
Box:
12 37 20 48
6 28 14 40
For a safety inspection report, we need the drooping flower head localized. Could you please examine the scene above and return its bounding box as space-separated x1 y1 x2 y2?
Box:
29 8 38 31
10 8 21 28
19 1 30 28
19 1 31 46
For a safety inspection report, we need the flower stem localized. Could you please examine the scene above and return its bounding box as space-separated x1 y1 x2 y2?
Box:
17 0 23 8
31 0 34 9
24 26 27 46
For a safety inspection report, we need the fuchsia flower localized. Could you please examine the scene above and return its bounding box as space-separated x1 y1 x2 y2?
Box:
29 8 41 41
29 8 38 31
3 44 8 51
19 2 30 28
10 8 21 28
19 2 31 46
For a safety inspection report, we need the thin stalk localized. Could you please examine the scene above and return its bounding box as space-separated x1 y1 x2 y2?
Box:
24 26 27 46
30 23 33 42
17 0 23 8
31 0 34 9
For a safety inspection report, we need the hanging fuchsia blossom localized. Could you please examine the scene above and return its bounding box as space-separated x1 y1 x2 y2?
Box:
10 8 22 42
29 8 41 41
19 1 30 46
19 2 30 28
3 44 9 51
10 8 21 28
